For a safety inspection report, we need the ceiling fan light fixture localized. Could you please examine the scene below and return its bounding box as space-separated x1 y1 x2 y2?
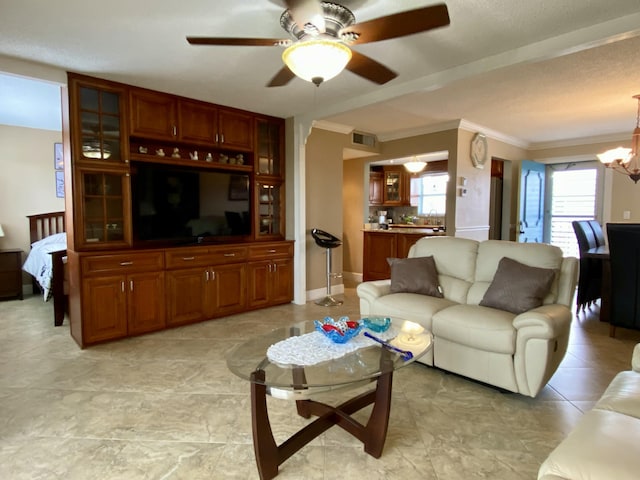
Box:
282 39 352 86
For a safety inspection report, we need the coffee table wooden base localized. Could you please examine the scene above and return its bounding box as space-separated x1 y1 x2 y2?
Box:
250 367 393 480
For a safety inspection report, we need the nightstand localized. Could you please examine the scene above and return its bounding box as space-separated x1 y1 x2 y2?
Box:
0 249 24 300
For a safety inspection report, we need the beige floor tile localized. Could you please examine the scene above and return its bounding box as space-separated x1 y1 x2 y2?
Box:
0 290 635 479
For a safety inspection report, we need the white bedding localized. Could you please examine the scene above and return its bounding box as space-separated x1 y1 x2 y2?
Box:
22 232 67 301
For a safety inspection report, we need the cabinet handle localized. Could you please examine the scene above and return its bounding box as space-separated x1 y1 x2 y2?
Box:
268 249 277 253
120 261 133 266
273 263 277 272
223 253 235 257
220 133 225 143
173 125 177 136
211 270 216 281
121 281 125 293
182 257 195 261
205 270 209 281
130 280 134 292
215 133 219 143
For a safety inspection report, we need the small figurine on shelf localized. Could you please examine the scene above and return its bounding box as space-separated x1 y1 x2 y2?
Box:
229 156 236 164
236 154 244 165
172 148 181 158
219 154 229 164
139 146 148 154
189 151 198 160
205 153 213 162
156 148 165 157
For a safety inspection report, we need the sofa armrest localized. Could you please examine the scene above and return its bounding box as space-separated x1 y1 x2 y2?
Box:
512 304 572 338
512 304 573 396
356 280 391 315
633 343 640 373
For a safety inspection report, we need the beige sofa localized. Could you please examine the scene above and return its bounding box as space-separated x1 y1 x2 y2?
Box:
357 237 578 397
538 343 640 479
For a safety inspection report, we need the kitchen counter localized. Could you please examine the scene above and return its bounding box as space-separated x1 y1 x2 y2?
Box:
364 226 446 235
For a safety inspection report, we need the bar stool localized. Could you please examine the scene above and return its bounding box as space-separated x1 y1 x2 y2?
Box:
311 228 343 306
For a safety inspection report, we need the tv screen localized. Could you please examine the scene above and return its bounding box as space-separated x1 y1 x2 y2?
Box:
131 162 251 245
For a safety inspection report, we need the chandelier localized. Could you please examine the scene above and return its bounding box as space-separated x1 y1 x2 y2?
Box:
404 157 426 173
282 39 352 86
598 94 640 183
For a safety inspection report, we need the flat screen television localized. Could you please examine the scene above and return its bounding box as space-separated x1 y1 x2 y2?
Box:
130 162 251 246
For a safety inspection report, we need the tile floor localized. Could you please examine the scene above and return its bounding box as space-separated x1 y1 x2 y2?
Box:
0 291 638 479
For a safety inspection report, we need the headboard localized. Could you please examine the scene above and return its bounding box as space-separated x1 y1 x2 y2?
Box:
27 211 66 243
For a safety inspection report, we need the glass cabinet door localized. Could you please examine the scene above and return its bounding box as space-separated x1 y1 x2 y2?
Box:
384 170 402 204
78 86 124 163
79 169 130 246
256 118 283 177
256 181 283 238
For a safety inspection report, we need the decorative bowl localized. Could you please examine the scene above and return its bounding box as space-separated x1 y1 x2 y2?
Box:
314 316 363 344
362 316 391 333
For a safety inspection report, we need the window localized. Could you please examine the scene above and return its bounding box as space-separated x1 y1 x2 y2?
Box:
411 173 448 216
547 163 602 258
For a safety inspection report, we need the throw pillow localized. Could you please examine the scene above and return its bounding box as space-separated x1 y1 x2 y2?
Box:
480 256 556 314
387 256 444 297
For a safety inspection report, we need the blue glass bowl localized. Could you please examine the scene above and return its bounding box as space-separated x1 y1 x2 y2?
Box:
362 316 391 333
314 317 363 344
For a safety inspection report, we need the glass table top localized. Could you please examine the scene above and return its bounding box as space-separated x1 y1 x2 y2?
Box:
226 318 432 397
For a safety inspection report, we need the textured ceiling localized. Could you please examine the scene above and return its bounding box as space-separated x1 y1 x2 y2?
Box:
1 0 639 147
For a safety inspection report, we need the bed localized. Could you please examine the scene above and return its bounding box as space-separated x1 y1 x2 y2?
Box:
22 212 67 326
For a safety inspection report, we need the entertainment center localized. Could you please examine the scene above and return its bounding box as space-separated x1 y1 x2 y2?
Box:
63 73 291 347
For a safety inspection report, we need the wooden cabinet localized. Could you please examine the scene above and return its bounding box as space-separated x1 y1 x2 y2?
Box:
130 88 253 151
256 180 284 239
255 116 284 178
74 167 132 249
78 251 165 344
363 232 397 281
382 166 411 206
165 246 248 326
247 242 293 308
0 249 23 300
363 231 433 281
369 171 383 205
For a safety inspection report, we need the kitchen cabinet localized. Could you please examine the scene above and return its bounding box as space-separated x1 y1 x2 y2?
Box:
79 251 165 344
382 166 411 206
129 88 254 151
363 231 438 281
369 171 383 205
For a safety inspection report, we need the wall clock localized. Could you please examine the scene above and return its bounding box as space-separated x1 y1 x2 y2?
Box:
471 132 488 169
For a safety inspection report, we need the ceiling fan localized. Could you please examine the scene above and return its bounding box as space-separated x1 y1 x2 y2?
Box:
186 0 450 87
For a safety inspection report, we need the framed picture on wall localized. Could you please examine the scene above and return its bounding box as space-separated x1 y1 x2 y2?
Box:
54 142 63 170
55 170 64 198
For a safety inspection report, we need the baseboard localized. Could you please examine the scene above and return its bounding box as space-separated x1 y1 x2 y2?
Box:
306 284 345 302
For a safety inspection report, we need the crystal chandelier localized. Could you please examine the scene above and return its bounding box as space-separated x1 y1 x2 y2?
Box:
598 94 640 183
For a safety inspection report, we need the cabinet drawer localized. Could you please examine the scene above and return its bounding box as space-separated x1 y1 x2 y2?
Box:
249 242 293 260
81 252 164 275
207 245 249 264
165 246 248 269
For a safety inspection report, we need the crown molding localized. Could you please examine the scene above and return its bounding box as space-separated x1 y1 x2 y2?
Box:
529 132 630 150
458 119 529 149
311 120 354 134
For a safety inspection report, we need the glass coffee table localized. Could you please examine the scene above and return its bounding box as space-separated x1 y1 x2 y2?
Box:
226 317 432 480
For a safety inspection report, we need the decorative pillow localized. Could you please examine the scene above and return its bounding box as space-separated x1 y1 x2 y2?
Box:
387 256 443 297
480 257 556 314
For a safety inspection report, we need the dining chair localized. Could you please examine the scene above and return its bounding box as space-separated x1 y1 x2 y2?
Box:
606 223 640 337
572 220 603 311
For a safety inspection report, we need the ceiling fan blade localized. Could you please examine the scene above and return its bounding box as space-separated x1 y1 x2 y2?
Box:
346 50 397 85
267 66 296 87
284 0 325 33
187 37 290 47
340 3 450 45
